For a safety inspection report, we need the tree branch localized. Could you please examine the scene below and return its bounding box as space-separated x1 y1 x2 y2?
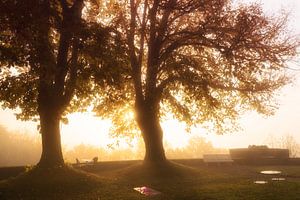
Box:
137 0 148 67
60 0 69 11
62 38 79 108
54 0 84 102
129 0 143 102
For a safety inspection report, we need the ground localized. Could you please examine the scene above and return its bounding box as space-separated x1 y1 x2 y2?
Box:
0 160 299 200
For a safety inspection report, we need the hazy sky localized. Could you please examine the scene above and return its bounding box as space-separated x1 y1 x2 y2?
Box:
0 0 299 149
207 0 300 148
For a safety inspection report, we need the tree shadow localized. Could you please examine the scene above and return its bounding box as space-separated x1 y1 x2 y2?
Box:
113 161 204 199
0 165 104 199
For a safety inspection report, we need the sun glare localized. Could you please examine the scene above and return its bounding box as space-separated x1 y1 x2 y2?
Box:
61 112 113 149
161 120 191 149
61 111 191 150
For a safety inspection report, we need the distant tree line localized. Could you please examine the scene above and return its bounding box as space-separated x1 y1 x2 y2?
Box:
265 134 300 158
0 125 41 167
0 125 228 166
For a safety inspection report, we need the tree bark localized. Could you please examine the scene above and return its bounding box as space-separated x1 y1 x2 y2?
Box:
38 109 64 168
135 103 167 163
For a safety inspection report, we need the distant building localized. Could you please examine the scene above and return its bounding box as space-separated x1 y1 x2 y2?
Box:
229 145 289 164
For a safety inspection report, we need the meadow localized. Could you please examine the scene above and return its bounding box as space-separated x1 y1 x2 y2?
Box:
0 160 299 200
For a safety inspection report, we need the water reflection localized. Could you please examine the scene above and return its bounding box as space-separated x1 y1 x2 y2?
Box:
254 181 268 184
260 170 281 175
271 177 286 181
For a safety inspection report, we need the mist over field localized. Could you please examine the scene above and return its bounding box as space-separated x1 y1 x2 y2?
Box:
1 123 299 167
0 124 228 167
0 125 41 167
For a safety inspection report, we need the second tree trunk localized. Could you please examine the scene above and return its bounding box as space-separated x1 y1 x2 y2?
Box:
136 104 167 163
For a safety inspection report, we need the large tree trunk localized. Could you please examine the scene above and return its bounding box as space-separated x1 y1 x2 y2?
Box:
136 103 167 163
38 109 64 168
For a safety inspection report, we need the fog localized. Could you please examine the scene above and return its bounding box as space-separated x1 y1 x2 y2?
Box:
0 125 228 167
1 124 299 167
0 125 41 167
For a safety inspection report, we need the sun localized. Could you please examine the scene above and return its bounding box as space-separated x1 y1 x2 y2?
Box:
61 112 113 149
61 112 191 150
158 119 191 149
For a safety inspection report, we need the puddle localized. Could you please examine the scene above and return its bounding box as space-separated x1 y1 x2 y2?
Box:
260 170 281 175
271 178 286 181
254 181 268 184
134 186 161 196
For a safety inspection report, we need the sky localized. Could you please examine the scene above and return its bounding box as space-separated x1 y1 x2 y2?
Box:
207 0 300 148
0 0 300 150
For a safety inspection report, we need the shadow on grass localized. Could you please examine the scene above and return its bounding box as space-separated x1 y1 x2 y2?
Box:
111 161 206 200
117 160 198 179
0 165 112 200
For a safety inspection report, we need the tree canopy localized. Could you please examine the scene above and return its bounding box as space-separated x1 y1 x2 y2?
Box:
0 0 127 120
95 0 299 137
0 0 128 166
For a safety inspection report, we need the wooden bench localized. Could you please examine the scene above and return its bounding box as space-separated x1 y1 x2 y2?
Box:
76 157 98 165
203 154 233 165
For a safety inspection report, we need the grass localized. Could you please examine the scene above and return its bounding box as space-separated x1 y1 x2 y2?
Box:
0 160 299 200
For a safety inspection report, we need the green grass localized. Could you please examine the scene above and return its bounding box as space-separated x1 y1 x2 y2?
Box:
0 161 299 200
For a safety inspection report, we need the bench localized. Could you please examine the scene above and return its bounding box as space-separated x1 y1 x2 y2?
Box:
203 154 233 164
76 157 98 165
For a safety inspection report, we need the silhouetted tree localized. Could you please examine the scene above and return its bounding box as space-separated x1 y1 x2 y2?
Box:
0 0 126 167
97 0 298 163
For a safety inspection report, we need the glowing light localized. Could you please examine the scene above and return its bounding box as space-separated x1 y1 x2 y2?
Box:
61 112 112 149
62 112 191 149
162 119 190 149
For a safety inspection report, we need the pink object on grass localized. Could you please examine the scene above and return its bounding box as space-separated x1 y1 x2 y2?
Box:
134 186 161 196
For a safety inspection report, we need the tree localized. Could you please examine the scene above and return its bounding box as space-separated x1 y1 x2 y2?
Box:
266 134 300 158
0 0 86 167
98 0 298 163
0 0 125 167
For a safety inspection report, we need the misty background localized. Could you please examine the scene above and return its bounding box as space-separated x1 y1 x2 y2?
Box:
1 124 298 167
